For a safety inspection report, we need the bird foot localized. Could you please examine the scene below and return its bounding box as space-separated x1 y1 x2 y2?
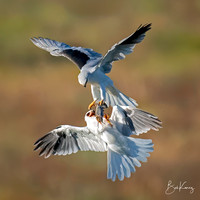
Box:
104 114 113 127
98 100 108 109
99 99 104 106
88 100 97 110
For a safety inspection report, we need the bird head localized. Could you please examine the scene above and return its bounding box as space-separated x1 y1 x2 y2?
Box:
78 70 89 87
85 109 97 128
86 110 95 117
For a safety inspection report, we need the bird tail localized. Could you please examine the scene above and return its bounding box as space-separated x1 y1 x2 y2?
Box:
107 138 153 181
105 86 138 107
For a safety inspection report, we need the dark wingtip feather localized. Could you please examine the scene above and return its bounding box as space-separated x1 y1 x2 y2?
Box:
136 23 152 34
121 23 152 45
30 37 39 44
34 133 51 145
34 141 44 151
39 143 51 157
143 23 152 29
44 146 54 158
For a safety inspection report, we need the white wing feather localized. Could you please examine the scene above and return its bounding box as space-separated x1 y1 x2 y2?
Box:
30 37 102 70
99 24 151 73
110 106 162 136
34 125 107 158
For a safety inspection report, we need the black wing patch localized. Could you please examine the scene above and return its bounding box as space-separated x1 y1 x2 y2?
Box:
62 49 90 70
121 23 152 45
34 131 80 158
122 109 135 132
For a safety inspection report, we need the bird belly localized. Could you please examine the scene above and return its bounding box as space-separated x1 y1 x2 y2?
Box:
101 130 117 144
88 69 114 101
88 69 112 85
101 129 127 154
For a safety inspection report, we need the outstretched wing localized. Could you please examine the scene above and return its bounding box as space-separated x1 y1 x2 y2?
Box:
110 106 162 136
30 37 102 70
124 107 162 135
99 24 151 73
34 125 107 158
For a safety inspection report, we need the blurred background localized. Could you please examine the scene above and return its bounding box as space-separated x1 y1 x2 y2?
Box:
0 0 200 199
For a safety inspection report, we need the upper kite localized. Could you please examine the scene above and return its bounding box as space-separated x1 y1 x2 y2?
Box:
31 24 151 107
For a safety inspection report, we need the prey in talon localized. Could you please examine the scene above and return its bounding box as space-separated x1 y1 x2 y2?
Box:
87 99 113 126
95 101 113 127
95 101 107 123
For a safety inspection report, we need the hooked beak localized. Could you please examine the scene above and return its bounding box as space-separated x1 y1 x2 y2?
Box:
88 110 95 117
84 79 88 88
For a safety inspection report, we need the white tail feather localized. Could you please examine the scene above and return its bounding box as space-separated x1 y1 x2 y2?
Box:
107 138 153 181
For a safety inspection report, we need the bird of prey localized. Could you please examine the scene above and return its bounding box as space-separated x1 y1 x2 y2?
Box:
30 24 151 108
34 105 162 181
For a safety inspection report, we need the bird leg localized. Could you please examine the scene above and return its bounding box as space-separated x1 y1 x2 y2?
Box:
104 114 113 127
99 99 104 106
98 100 108 109
88 99 97 110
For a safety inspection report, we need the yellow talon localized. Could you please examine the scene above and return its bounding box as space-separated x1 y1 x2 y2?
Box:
99 99 104 106
104 114 113 127
88 100 97 110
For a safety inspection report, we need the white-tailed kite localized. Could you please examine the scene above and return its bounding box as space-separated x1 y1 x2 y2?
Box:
34 105 162 181
30 24 151 108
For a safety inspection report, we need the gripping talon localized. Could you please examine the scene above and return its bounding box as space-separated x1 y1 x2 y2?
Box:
88 100 97 110
99 100 104 106
104 114 113 127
